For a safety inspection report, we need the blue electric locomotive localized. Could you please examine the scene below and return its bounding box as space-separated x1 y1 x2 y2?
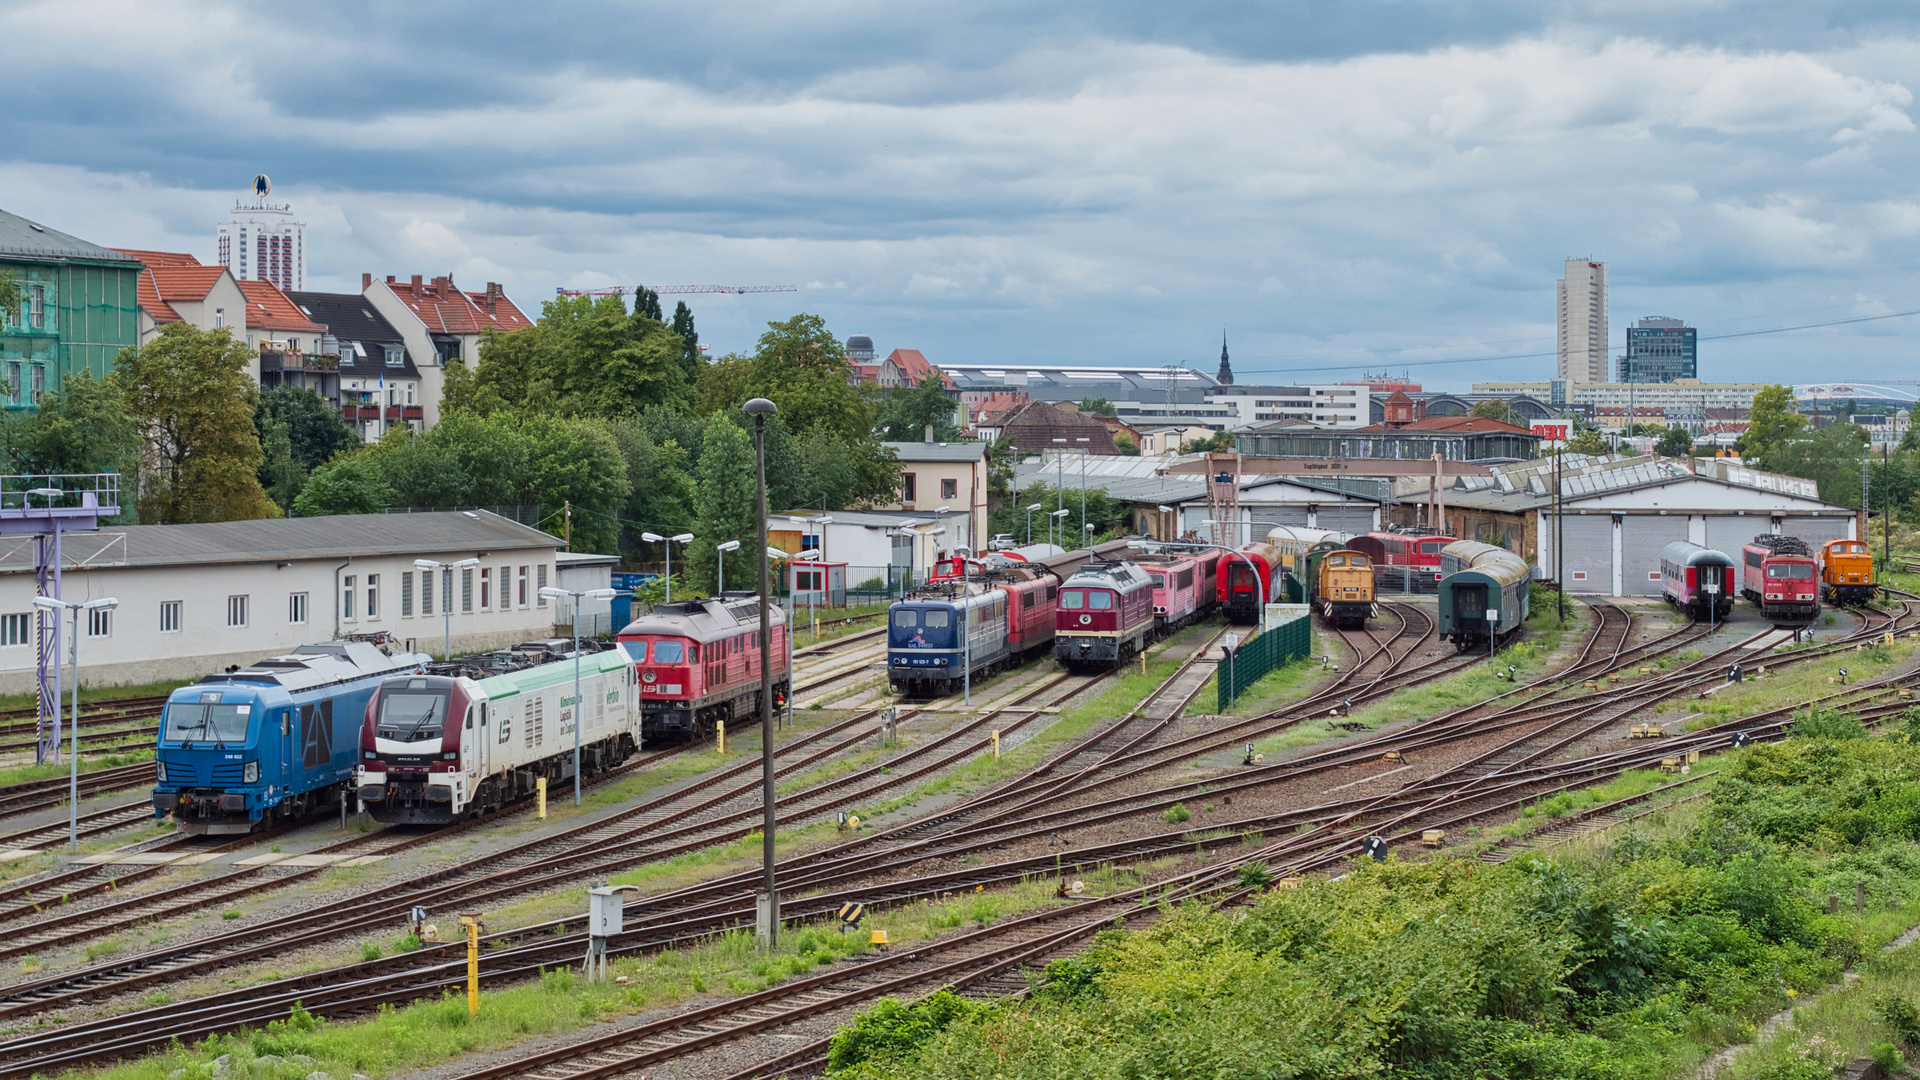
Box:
887 583 1011 697
151 641 429 834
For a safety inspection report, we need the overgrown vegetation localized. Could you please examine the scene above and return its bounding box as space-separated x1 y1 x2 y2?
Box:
827 708 1920 1078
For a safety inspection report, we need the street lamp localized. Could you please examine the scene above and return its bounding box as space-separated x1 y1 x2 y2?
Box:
33 595 117 850
1024 503 1042 545
716 540 742 593
1157 504 1176 542
415 558 481 661
538 585 619 806
956 545 974 705
640 532 695 602
743 396 780 948
789 515 834 567
1049 508 1070 548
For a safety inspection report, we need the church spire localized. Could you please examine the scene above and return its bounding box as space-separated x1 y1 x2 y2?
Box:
1217 330 1233 386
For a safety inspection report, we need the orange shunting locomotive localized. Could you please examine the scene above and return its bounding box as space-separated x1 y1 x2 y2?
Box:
1818 538 1877 605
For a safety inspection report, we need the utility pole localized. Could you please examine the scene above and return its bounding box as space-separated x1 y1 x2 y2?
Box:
744 397 779 949
1554 448 1564 623
564 501 572 553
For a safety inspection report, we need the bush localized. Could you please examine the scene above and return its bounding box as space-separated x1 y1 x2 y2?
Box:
1163 803 1191 825
360 942 382 963
828 991 993 1075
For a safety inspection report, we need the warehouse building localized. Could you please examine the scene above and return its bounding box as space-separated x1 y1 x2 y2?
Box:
1438 455 1857 596
0 511 582 692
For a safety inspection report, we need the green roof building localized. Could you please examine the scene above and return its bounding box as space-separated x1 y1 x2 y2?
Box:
0 208 142 410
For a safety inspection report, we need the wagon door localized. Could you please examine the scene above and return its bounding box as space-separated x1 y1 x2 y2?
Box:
1451 579 1489 628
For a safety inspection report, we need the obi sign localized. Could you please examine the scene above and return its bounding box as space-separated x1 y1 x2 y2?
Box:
1531 423 1569 440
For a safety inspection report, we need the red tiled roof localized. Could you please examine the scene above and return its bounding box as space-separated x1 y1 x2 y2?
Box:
379 274 533 334
111 248 203 267
886 348 948 387
132 263 232 324
134 269 181 323
238 280 326 335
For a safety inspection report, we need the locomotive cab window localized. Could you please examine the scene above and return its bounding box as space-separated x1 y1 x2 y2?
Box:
1767 564 1813 579
1060 590 1084 609
1089 592 1113 610
163 701 253 743
1419 541 1445 554
653 641 685 663
1328 556 1346 567
920 608 950 628
377 689 450 742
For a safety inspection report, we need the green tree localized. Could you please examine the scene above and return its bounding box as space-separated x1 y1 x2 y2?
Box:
0 270 18 328
259 418 304 511
1655 425 1695 458
874 374 960 442
634 287 663 322
8 371 139 480
723 313 874 444
292 453 395 516
1179 430 1236 454
1566 428 1612 456
470 294 688 419
1768 423 1870 507
670 301 702 386
1469 398 1516 423
1740 384 1809 469
1078 397 1118 418
1114 433 1140 456
257 385 361 472
606 417 696 556
685 414 759 593
114 323 277 523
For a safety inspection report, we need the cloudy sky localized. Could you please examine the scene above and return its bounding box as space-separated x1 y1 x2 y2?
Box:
12 0 1920 390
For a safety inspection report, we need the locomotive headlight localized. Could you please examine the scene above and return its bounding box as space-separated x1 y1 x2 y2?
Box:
155 761 167 783
243 761 259 783
443 752 457 760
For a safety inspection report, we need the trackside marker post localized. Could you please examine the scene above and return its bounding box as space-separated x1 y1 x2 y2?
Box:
537 777 547 819
458 912 483 1015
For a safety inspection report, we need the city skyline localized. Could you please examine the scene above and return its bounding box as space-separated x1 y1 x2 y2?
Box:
7 2 1920 391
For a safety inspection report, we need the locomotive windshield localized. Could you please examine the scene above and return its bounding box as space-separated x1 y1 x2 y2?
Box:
892 609 918 628
1767 564 1814 579
377 690 450 742
1419 541 1445 554
163 701 253 743
652 641 685 663
1088 592 1113 609
1060 590 1084 609
922 609 951 628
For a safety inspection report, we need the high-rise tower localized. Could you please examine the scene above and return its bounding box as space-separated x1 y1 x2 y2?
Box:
1217 331 1233 386
1556 258 1607 384
217 175 305 292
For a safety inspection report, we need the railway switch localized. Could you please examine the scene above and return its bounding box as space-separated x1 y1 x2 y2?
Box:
1731 731 1753 748
585 885 639 982
1630 724 1666 739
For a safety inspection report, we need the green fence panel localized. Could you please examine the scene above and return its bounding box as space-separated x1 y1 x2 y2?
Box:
1217 613 1311 713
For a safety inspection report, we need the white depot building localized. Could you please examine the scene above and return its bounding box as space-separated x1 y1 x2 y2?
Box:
0 511 587 693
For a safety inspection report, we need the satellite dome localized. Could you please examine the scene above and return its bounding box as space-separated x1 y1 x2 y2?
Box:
846 334 875 361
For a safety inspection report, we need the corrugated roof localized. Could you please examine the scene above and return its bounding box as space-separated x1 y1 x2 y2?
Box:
0 510 562 574
0 209 140 264
777 508 970 529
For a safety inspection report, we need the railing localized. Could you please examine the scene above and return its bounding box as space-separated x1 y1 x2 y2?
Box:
259 350 339 372
0 473 121 514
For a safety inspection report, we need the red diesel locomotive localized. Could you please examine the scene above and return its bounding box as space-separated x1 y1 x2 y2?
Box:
1137 548 1222 635
1055 560 1157 670
616 596 791 741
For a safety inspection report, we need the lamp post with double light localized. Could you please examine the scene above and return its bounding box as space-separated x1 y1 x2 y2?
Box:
743 397 780 947
414 558 480 662
1049 508 1070 548
716 540 741 593
537 586 619 806
1024 503 1042 545
1157 504 1177 542
640 532 695 603
32 595 117 850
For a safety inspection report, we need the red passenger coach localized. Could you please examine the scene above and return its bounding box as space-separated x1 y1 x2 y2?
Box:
1217 543 1285 625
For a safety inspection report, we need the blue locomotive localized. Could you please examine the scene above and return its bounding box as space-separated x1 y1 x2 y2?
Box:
151 641 429 834
888 583 1013 698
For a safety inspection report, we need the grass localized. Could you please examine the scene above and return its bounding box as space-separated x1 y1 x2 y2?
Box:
1514 765 1711 823
1685 635 1920 726
0 747 154 789
0 677 190 713
1720 935 1920 1078
78 880 1067 1080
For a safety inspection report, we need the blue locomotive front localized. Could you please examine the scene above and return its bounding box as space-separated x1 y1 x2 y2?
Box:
887 590 1010 697
151 643 426 834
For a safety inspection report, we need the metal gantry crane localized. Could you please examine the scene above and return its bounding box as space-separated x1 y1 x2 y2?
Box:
554 285 799 298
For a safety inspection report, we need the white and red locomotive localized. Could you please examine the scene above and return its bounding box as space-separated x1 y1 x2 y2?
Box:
617 596 791 741
1740 535 1821 625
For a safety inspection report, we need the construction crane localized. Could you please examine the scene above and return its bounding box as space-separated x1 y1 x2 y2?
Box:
554 284 798 297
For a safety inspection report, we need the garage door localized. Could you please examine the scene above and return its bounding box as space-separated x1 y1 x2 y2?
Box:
1251 507 1312 536
1780 515 1852 550
1561 515 1613 594
1315 506 1377 535
1621 516 1689 596
1703 515 1763 558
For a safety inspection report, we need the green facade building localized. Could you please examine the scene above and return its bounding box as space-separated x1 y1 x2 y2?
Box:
0 209 142 410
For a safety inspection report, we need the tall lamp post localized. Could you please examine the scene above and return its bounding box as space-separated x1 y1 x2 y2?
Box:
537 585 619 805
1157 504 1177 542
765 547 793 728
1024 503 1042 545
414 557 480 662
744 397 780 948
716 540 741 593
641 532 695 603
32 595 116 851
1049 508 1070 548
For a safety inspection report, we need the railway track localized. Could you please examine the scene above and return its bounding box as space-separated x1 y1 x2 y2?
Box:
6 603 1909 1075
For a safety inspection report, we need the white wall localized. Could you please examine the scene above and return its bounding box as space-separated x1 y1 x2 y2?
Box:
0 549 564 692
